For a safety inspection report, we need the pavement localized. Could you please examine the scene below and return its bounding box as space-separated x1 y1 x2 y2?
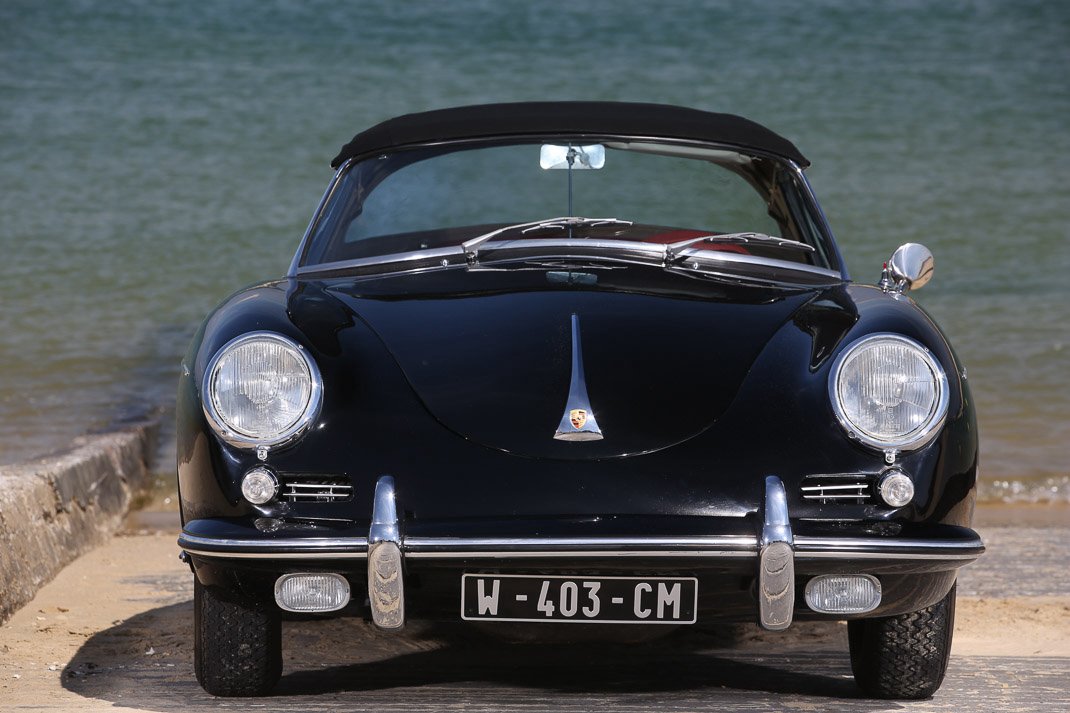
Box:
0 513 1067 712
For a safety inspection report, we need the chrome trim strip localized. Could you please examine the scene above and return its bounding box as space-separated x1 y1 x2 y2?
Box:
178 533 369 551
793 535 985 552
403 535 756 550
287 159 352 277
295 245 464 276
182 548 367 560
178 532 982 561
407 549 755 560
795 551 981 561
792 163 849 280
179 534 755 554
179 545 980 562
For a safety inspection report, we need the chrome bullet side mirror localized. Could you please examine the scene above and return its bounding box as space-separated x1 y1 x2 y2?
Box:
879 243 934 294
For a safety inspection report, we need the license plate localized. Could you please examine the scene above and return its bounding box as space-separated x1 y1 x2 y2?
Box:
461 574 697 624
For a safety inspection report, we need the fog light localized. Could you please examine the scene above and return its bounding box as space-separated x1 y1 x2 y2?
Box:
878 470 914 507
275 573 350 612
805 574 881 614
241 467 278 505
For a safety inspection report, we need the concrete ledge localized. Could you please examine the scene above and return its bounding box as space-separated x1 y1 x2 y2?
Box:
0 422 158 623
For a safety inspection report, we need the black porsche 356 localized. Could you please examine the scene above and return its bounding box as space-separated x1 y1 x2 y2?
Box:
177 102 983 699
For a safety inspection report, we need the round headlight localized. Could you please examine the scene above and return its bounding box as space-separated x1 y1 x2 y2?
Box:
830 334 949 451
203 332 322 448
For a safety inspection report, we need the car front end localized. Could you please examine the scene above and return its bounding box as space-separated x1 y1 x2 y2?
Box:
177 102 981 699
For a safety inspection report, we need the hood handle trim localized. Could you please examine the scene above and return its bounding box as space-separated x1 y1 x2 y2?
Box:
553 314 605 442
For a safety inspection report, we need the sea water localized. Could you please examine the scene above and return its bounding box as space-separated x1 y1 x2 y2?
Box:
1 0 1067 502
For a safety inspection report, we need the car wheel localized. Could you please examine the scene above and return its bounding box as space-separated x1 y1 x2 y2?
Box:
194 578 282 696
848 583 956 699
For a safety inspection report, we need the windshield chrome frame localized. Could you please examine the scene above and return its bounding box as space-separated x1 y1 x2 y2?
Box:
287 159 354 278
288 138 848 282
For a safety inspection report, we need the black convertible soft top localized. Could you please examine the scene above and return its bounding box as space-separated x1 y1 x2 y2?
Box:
331 102 809 168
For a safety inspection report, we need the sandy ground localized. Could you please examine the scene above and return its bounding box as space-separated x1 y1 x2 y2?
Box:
0 510 1067 712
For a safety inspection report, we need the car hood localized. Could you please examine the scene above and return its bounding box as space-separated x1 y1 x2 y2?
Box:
317 268 821 460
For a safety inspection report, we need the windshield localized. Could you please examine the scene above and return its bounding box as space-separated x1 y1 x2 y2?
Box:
299 138 835 271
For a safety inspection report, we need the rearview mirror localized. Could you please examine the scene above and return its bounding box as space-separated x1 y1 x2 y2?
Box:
540 144 605 170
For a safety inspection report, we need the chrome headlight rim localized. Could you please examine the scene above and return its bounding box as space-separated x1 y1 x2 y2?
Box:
201 331 323 449
828 332 950 452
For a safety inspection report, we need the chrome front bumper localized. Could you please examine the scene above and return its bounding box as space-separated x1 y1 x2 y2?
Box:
178 475 985 631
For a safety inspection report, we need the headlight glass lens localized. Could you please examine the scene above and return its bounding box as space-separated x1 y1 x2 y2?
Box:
206 333 320 445
832 334 948 450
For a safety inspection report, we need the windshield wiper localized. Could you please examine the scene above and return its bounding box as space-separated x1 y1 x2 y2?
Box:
665 232 815 262
520 216 633 234
462 216 633 260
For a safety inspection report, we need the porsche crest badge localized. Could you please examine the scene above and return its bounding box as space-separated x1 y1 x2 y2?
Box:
569 409 588 430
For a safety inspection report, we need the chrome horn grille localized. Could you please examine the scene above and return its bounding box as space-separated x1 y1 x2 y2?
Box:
800 475 874 504
280 476 353 503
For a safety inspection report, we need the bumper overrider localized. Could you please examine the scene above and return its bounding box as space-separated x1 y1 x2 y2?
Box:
178 476 984 630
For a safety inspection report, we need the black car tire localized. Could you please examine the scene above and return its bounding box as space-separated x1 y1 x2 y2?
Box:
194 579 282 697
848 583 956 699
